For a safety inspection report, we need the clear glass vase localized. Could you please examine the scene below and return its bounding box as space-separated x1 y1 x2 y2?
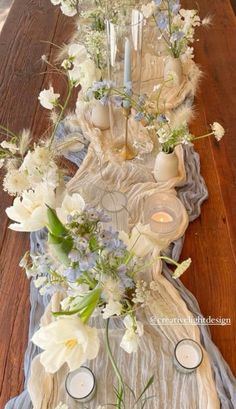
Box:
105 8 144 160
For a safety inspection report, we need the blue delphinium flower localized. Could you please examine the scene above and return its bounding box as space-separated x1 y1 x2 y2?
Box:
157 114 169 123
100 95 109 105
112 95 123 108
155 0 162 5
157 13 168 30
138 94 147 106
134 111 145 121
171 31 185 43
171 1 181 15
68 249 80 263
79 253 97 271
64 267 82 281
117 264 135 290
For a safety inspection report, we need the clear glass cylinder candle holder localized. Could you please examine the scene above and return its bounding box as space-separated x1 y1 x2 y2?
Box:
174 339 203 374
101 190 128 232
106 8 144 92
143 192 183 235
106 8 144 159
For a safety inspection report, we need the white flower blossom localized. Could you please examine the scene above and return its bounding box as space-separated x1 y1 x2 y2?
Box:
6 183 56 232
3 169 30 196
101 277 122 302
0 140 18 154
141 1 157 19
56 193 85 224
102 299 123 319
38 87 60 110
120 315 144 354
172 258 192 279
0 158 4 168
210 122 225 141
32 315 100 373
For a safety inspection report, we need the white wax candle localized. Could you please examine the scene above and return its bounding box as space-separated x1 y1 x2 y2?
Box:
175 340 203 370
124 38 132 86
66 367 95 401
151 211 173 223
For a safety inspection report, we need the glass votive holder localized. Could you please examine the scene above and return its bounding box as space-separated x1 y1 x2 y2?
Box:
101 190 128 232
143 192 183 235
65 366 96 403
174 339 203 374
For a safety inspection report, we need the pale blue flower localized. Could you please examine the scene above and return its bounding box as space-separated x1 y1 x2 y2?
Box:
157 13 168 30
134 112 145 121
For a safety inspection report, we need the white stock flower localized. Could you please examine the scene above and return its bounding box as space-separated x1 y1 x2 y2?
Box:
6 183 56 232
56 193 85 224
68 43 88 62
3 169 30 196
0 158 5 168
34 276 48 288
32 315 100 373
78 59 101 90
141 1 157 18
38 87 60 110
120 315 144 354
172 258 192 279
102 299 123 319
210 122 225 141
101 277 122 302
0 140 18 154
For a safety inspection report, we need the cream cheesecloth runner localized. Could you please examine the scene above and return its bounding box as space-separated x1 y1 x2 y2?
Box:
4 54 236 408
25 111 222 409
5 122 236 409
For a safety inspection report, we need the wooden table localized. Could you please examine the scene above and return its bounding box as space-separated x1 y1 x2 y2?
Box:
0 0 235 407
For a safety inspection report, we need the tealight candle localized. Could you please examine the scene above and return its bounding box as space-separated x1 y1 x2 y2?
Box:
151 211 174 223
65 366 96 402
143 193 183 236
174 339 203 374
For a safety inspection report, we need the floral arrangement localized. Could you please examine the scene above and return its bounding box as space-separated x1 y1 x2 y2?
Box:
141 0 211 60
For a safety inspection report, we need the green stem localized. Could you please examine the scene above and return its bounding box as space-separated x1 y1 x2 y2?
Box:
105 319 124 408
193 132 214 141
0 125 19 139
48 81 73 149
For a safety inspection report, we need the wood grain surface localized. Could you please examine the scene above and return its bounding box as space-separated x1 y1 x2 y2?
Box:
0 0 235 407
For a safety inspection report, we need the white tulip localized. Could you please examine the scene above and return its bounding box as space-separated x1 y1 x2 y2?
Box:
38 87 60 110
6 183 56 232
56 193 85 224
32 315 100 373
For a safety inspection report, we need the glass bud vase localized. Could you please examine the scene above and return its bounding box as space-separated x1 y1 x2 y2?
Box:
106 8 144 160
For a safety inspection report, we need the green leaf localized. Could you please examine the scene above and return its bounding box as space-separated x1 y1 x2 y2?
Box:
48 232 73 267
52 288 102 321
46 206 67 237
135 375 155 404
